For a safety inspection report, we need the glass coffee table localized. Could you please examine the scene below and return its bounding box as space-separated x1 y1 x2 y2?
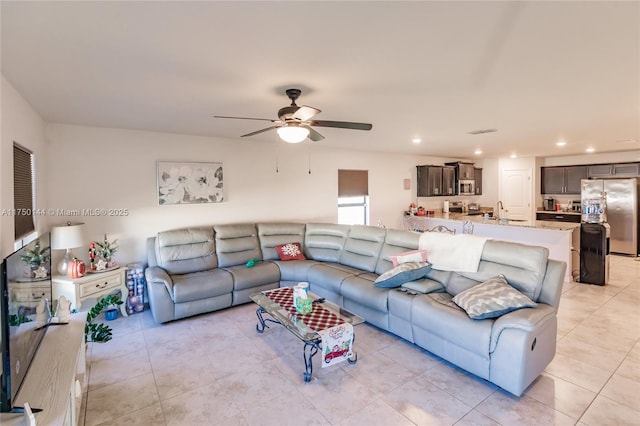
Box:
250 287 364 382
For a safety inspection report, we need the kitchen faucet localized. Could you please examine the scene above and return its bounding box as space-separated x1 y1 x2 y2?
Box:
497 201 504 218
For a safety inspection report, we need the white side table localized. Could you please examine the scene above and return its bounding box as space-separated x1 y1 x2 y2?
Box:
52 266 128 317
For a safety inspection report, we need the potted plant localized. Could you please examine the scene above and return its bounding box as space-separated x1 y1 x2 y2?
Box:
94 234 118 268
19 240 50 278
84 294 123 343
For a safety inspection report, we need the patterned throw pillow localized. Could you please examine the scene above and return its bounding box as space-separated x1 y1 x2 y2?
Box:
374 262 432 288
452 275 537 320
389 249 428 267
275 242 306 261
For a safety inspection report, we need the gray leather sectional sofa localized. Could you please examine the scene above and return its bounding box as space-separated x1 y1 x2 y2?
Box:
145 222 566 396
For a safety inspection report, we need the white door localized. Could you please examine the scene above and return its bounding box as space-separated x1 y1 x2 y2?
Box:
501 169 532 222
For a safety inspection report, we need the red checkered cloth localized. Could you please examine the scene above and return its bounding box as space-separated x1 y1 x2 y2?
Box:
262 287 345 332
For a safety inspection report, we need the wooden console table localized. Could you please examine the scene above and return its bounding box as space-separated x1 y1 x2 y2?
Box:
0 313 86 425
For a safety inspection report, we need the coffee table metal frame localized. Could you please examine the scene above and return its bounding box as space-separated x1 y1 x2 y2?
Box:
250 289 363 382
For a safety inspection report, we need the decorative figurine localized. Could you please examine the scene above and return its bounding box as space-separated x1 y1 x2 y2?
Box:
33 265 48 279
88 242 96 271
95 258 107 271
35 298 51 326
57 295 71 323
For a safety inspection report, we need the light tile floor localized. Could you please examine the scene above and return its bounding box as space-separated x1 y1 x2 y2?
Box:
81 255 640 425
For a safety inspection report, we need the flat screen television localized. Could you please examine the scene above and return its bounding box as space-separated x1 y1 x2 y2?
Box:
0 233 52 413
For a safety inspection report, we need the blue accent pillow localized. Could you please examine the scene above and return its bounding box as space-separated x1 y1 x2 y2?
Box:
374 262 432 288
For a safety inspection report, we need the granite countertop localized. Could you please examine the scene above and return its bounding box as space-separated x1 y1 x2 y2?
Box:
404 212 579 231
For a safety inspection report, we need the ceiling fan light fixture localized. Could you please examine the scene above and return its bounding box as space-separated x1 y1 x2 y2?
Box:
277 124 309 143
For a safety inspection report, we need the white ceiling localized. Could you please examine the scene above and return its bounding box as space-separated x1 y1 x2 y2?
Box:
2 1 639 159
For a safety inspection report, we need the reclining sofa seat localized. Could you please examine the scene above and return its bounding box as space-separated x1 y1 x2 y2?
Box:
145 221 566 396
146 227 233 323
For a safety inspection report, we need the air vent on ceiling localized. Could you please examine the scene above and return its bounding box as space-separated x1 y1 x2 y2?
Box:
467 128 498 135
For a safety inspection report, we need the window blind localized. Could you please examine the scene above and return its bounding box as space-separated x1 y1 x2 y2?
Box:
14 144 35 239
338 169 368 197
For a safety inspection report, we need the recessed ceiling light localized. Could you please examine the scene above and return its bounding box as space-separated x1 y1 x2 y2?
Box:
586 147 595 153
468 129 497 135
412 137 421 144
510 153 517 158
556 140 567 147
474 149 482 155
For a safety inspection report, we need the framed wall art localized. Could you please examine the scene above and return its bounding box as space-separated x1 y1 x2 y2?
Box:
157 161 224 205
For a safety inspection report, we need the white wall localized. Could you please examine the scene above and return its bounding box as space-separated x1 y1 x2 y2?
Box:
0 75 48 257
45 123 458 264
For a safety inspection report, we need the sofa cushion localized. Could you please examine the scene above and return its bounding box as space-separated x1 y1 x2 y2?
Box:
374 262 432 288
375 229 420 275
390 249 428 267
341 274 390 312
459 240 549 301
214 223 262 268
339 225 387 272
155 227 217 275
307 262 361 294
274 259 318 282
452 275 537 320
171 269 233 303
257 223 306 261
412 292 494 360
275 242 306 261
401 278 445 294
304 223 350 262
222 261 281 291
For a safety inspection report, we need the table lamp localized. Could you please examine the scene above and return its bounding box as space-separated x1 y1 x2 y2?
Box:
51 222 85 275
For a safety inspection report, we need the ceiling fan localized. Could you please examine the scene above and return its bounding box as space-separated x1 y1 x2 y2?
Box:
214 88 373 143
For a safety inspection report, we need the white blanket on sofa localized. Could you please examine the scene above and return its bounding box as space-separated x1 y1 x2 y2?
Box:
418 232 490 272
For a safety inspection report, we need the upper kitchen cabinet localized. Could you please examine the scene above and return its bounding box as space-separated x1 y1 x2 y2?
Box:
445 161 475 179
588 162 640 178
474 168 482 195
442 166 456 196
417 165 455 197
541 165 587 194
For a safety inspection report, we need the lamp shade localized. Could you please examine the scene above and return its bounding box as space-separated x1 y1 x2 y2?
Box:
277 125 309 143
51 222 86 250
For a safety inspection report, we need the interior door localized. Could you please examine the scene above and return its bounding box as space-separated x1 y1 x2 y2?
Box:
501 169 532 222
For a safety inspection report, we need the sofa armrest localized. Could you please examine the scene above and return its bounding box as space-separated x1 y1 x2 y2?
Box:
145 266 174 295
489 303 556 353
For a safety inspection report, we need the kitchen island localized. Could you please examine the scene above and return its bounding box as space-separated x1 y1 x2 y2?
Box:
403 213 577 282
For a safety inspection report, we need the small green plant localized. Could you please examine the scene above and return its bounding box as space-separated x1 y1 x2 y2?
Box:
94 234 118 261
19 240 51 268
85 294 123 343
9 313 33 327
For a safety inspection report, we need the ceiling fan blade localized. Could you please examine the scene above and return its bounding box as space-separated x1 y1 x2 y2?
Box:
240 125 281 138
306 126 325 142
214 115 278 123
309 120 372 131
292 105 321 122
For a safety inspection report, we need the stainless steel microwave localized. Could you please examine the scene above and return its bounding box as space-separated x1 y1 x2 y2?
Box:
458 179 475 195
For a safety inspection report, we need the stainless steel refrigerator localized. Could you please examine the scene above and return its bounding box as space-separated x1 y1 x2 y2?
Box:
581 178 639 255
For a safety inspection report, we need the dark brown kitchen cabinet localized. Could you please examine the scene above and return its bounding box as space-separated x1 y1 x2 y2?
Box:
417 165 441 196
442 166 456 195
417 165 455 197
588 162 639 178
541 165 587 194
536 212 581 223
474 167 482 195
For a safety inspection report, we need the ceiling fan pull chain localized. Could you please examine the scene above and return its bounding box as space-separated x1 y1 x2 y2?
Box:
275 137 279 173
308 140 312 174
